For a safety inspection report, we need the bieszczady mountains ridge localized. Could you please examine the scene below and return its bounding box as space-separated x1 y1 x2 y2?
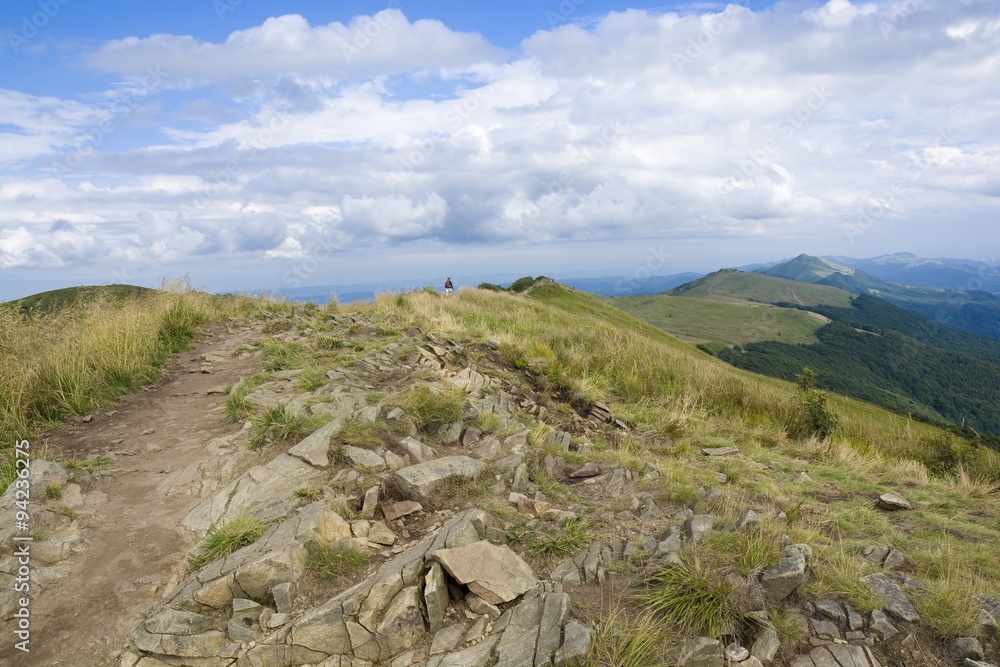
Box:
0 281 997 667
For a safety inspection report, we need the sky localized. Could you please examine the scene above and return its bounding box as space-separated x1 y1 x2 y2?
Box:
1 0 998 300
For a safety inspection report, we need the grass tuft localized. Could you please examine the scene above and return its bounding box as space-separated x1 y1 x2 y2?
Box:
642 553 737 637
389 383 465 430
308 541 367 582
188 515 267 568
526 518 590 558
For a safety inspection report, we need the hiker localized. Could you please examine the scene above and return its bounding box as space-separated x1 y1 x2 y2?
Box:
444 277 453 295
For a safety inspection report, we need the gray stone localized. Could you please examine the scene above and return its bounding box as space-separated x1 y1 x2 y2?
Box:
869 609 898 641
736 509 762 531
948 637 985 662
144 609 215 635
751 627 780 664
814 598 846 625
424 562 449 634
462 428 483 446
227 616 255 643
393 456 486 501
437 420 464 444
232 597 263 624
429 622 467 655
726 643 750 662
673 637 724 667
272 581 295 614
568 462 600 478
233 543 307 602
342 445 387 472
432 540 538 605
760 553 807 601
368 521 397 546
863 545 890 564
861 573 919 622
962 661 998 667
554 617 591 666
882 548 907 571
287 418 341 468
466 593 501 620
382 500 423 522
683 514 713 543
876 492 911 511
376 585 426 657
810 618 842 640
702 446 739 456
361 484 380 519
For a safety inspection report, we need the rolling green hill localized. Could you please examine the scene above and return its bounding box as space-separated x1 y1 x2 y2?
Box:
606 294 829 348
669 269 853 307
7 284 154 316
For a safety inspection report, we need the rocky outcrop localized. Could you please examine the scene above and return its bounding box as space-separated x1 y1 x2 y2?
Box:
125 508 589 667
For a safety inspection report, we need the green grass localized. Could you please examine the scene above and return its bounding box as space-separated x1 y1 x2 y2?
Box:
44 484 62 500
247 407 325 450
294 485 323 502
224 373 268 421
308 542 367 581
585 606 669 667
63 455 115 475
388 383 465 430
188 516 268 568
297 366 328 392
608 294 828 347
261 337 306 371
336 419 389 450
526 518 590 558
642 553 739 637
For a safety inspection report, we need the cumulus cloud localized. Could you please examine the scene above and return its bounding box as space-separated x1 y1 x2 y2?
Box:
88 11 501 87
2 3 999 280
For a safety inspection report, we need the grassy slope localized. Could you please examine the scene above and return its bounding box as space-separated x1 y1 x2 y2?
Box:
671 269 853 307
345 284 999 644
8 284 154 315
606 294 828 346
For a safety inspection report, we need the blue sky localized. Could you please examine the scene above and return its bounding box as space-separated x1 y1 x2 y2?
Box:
1 0 998 299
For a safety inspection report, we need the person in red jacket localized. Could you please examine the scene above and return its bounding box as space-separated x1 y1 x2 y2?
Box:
444 277 453 295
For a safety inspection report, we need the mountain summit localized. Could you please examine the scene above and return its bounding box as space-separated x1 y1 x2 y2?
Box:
755 254 854 282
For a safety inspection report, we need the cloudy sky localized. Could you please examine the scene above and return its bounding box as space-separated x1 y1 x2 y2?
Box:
1 0 998 300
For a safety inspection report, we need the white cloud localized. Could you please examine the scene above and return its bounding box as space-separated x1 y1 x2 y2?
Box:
805 0 877 29
2 4 999 280
88 11 501 87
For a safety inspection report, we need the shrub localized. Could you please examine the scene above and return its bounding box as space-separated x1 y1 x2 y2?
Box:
526 518 590 557
796 368 838 438
507 276 537 293
188 516 267 568
586 606 668 667
477 282 504 291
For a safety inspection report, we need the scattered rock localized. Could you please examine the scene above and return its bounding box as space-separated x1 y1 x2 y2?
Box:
382 501 423 522
861 573 919 622
726 642 750 662
876 492 911 511
735 509 761 531
568 462 600 478
672 637 723 667
948 637 985 662
751 627 780 664
702 446 739 456
760 551 807 601
368 521 397 546
683 514 713 543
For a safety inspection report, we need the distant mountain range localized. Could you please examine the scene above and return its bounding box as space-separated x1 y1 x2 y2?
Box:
755 255 1000 340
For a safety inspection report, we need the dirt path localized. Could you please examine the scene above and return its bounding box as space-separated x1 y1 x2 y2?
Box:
2 321 264 667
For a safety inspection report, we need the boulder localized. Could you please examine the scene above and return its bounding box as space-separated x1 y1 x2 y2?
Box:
948 637 985 662
702 446 739 456
431 541 538 605
672 637 724 667
683 515 713 543
342 445 386 472
382 500 423 522
393 456 486 501
287 418 342 468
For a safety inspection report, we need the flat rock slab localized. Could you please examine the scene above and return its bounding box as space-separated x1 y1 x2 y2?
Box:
393 456 486 501
431 540 538 605
287 418 343 468
382 500 423 522
702 446 739 456
569 462 601 478
876 492 911 511
861 573 919 622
